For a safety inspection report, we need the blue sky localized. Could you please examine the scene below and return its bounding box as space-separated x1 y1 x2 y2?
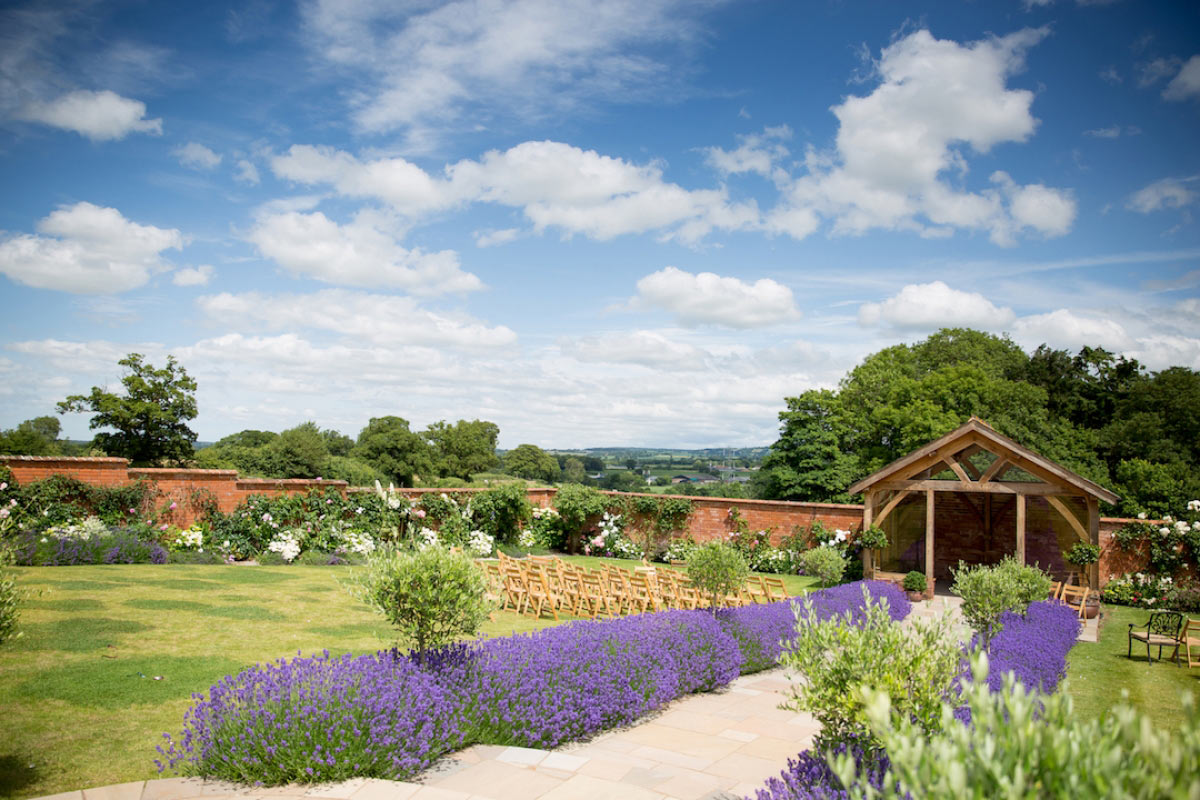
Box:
1 0 1198 449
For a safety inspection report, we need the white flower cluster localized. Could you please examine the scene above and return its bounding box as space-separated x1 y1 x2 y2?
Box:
532 506 560 520
821 529 850 548
342 529 376 555
518 528 538 548
598 511 623 537
467 529 494 557
179 525 205 549
49 516 110 540
267 529 303 562
417 527 440 550
1189 499 1200 513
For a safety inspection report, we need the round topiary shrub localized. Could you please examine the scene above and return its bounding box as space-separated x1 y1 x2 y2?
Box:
687 540 750 608
903 570 927 593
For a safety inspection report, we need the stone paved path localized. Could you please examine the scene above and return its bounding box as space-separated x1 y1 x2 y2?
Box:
36 669 816 800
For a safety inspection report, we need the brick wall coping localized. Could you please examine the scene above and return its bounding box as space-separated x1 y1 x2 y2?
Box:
129 468 239 479
238 478 349 489
1 455 129 464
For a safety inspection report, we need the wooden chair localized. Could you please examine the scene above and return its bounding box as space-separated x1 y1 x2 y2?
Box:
1059 585 1090 619
1128 610 1184 663
577 570 614 618
1178 618 1200 668
501 565 530 615
760 576 790 602
522 565 559 621
743 575 769 604
1048 580 1064 601
627 571 660 614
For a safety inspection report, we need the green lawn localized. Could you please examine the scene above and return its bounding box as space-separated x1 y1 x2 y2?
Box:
1065 604 1200 730
0 560 815 799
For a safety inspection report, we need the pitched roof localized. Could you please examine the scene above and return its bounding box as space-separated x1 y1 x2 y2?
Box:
846 416 1120 505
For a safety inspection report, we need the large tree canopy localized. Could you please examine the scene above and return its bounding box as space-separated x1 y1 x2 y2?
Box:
57 353 198 466
353 416 434 487
502 443 560 483
759 328 1200 514
424 419 499 480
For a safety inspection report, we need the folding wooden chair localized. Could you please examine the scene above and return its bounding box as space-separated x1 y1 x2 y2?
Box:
760 575 789 602
1179 618 1200 668
627 571 660 614
501 564 530 615
577 569 614 618
1048 580 1064 601
522 564 560 621
1059 584 1090 620
743 575 769 604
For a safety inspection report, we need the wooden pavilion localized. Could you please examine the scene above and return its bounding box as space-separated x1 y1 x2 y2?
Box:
848 417 1119 595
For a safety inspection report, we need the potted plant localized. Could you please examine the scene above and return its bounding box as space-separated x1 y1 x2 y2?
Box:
1066 542 1102 618
902 570 927 602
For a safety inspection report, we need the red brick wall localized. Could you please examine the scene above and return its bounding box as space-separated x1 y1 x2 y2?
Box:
0 456 1156 586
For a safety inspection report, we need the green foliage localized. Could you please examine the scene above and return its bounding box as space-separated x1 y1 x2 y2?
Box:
561 457 588 484
260 422 330 478
902 571 927 593
758 327 1200 513
0 415 63 455
950 557 1052 643
346 545 491 658
502 444 560 482
553 484 606 551
57 353 198 466
859 525 888 551
353 416 434 487
782 585 961 750
472 483 532 545
424 419 499 480
0 544 21 645
798 546 847 587
833 654 1200 800
600 469 647 492
1065 542 1100 566
6 474 162 529
686 541 749 608
323 455 389 486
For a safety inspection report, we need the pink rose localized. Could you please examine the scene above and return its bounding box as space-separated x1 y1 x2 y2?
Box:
159 524 168 531
415 509 427 518
169 502 177 510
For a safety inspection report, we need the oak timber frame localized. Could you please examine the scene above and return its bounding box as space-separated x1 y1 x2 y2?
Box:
850 417 1119 595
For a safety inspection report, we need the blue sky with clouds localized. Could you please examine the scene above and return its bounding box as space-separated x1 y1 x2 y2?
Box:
1 0 1198 449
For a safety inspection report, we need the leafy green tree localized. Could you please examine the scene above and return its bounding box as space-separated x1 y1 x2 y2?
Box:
503 443 560 482
353 416 433 487
562 457 588 484
57 353 198 466
262 422 330 478
601 469 647 492
757 390 858 502
581 456 604 472
0 416 62 455
686 541 749 608
424 419 499 479
321 429 356 457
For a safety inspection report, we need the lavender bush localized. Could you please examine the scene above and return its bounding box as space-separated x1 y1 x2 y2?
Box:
162 581 907 786
158 650 466 783
750 596 1080 799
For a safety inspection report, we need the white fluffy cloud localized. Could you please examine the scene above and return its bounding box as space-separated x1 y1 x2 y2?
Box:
632 266 800 328
858 281 1016 330
561 330 708 369
172 265 214 286
197 289 516 349
173 142 222 170
704 126 792 182
272 140 758 244
246 208 481 294
766 28 1076 245
301 0 720 147
17 90 162 141
1163 55 1200 101
0 202 183 293
1127 177 1198 213
1011 309 1132 351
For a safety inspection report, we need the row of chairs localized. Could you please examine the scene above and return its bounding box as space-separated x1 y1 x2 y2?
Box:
478 553 791 620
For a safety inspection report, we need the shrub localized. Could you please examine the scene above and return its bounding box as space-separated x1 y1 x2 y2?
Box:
780 584 961 751
858 525 888 551
950 557 1051 644
1065 542 1100 568
347 545 491 659
1165 579 1200 612
902 571 926 593
472 483 532 545
0 544 20 646
831 655 1200 800
553 484 606 552
687 541 750 607
973 601 1079 694
799 547 847 588
158 651 466 783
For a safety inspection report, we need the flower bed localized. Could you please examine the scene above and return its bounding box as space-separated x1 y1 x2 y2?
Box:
159 580 908 785
749 598 1081 799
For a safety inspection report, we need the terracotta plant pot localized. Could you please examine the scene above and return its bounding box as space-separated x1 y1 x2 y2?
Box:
906 590 924 602
1083 597 1100 619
